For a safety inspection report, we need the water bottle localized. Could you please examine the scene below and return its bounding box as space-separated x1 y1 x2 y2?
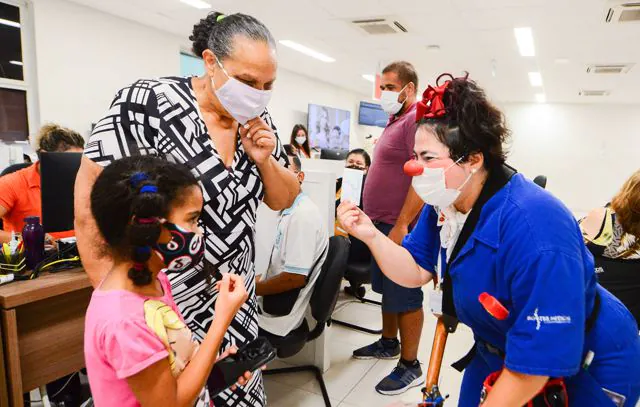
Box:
22 216 45 270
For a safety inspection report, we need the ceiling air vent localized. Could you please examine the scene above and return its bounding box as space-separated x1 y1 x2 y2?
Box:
605 1 640 23
579 90 611 97
352 18 408 35
586 64 634 74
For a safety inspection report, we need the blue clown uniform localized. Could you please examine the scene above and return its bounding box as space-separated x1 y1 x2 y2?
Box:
403 170 640 406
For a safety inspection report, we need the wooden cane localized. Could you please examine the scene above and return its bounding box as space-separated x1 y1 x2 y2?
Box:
423 317 449 401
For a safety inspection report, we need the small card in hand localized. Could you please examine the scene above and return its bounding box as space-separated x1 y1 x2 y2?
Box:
340 168 364 206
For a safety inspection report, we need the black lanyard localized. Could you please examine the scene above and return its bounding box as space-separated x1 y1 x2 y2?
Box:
441 164 517 332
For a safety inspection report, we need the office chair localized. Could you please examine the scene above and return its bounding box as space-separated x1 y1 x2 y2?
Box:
533 175 547 189
332 236 382 335
0 162 31 177
320 149 347 160
593 255 640 326
261 235 350 407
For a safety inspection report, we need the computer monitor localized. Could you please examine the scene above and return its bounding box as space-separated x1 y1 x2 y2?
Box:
320 149 347 161
358 101 388 128
40 152 82 233
308 104 351 151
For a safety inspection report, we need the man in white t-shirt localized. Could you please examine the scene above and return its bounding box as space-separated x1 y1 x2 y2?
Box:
256 155 329 337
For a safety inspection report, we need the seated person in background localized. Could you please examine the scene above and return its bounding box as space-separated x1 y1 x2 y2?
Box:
0 125 85 404
335 149 371 237
0 123 85 243
257 155 329 337
580 169 640 324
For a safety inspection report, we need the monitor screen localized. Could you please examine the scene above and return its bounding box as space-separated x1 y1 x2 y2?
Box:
0 87 29 142
307 104 351 151
358 101 388 128
40 152 82 233
320 149 347 161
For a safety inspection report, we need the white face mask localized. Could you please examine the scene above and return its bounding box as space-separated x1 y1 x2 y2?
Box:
295 136 307 145
211 57 272 125
380 84 409 115
412 157 476 209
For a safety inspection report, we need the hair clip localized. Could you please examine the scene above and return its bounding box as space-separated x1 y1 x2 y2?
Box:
216 14 226 22
416 72 472 122
136 246 152 255
436 73 455 86
130 172 149 188
140 185 158 194
135 217 159 224
416 82 450 122
133 263 145 271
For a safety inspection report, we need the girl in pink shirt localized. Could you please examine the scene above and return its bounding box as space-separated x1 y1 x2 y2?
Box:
84 156 251 406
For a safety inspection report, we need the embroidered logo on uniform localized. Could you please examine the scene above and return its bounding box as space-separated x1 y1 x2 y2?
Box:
595 266 605 274
527 308 572 330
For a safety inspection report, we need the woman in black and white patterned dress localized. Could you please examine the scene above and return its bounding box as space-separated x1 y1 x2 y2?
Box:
74 12 299 407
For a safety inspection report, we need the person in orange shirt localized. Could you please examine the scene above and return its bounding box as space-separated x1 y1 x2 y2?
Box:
0 123 85 243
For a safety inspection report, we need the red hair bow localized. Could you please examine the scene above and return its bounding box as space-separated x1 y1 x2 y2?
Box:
416 73 454 122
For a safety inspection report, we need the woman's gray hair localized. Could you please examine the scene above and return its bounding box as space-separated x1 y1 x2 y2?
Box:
190 12 276 59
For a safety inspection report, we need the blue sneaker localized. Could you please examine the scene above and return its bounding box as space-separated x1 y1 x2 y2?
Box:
352 338 400 360
375 361 424 395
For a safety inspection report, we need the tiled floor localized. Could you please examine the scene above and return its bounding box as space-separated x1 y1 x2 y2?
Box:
264 284 475 407
25 283 640 406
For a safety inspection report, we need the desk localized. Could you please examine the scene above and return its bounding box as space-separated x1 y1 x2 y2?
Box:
0 269 91 406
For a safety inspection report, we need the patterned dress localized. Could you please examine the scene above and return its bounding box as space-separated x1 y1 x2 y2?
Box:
86 76 287 406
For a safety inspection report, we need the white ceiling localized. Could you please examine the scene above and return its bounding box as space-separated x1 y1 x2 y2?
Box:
66 0 640 104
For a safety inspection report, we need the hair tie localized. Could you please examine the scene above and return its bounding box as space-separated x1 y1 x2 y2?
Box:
216 14 226 22
140 185 158 194
130 172 149 188
133 263 145 271
135 217 159 225
136 246 152 256
416 72 471 123
416 81 450 122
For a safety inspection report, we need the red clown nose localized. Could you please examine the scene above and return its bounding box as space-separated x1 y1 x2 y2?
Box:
403 160 424 177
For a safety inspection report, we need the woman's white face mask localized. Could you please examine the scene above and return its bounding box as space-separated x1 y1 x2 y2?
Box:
412 157 477 209
211 56 272 125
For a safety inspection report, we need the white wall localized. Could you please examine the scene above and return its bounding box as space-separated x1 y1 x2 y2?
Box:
501 103 640 215
268 68 383 150
32 0 182 137
29 0 382 149
28 0 639 218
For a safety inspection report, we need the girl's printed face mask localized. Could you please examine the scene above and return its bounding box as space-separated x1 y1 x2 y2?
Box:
155 222 204 272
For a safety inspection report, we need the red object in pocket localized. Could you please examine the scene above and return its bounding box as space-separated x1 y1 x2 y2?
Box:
478 292 509 321
481 370 568 407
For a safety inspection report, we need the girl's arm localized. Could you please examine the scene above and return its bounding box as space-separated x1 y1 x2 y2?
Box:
126 316 234 407
127 274 249 407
